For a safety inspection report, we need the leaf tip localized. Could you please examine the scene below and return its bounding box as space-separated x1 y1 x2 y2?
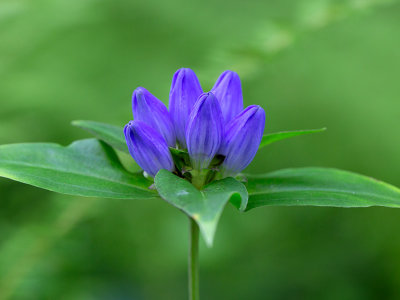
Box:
230 191 248 212
200 225 215 248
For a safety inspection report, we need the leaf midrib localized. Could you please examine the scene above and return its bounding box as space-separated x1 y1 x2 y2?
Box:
0 160 152 193
248 188 399 203
1 169 152 197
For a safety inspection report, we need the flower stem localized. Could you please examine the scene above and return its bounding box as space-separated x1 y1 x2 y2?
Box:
189 217 200 300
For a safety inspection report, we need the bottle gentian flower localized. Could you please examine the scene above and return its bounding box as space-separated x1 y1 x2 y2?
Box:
124 120 174 177
125 68 265 183
132 87 176 147
169 68 203 148
211 70 243 123
219 105 266 177
186 92 223 170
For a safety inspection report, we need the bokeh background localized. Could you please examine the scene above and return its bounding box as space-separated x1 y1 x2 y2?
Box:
1 0 400 299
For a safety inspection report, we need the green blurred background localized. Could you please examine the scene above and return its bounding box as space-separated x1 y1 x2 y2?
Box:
1 0 400 299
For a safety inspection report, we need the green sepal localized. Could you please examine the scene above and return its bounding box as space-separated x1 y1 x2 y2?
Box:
169 147 191 173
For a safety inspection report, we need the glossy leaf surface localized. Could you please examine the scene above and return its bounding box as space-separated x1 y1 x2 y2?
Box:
259 128 326 149
155 169 248 246
246 167 400 210
72 120 128 154
0 139 156 199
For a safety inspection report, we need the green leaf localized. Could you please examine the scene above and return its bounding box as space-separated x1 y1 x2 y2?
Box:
72 120 128 154
0 139 157 199
155 169 248 246
246 167 400 210
259 128 326 149
169 147 191 172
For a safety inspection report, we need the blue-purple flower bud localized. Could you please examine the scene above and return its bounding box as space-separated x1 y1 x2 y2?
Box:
169 68 203 148
124 120 174 177
186 92 223 170
211 70 243 123
219 105 265 177
132 87 176 147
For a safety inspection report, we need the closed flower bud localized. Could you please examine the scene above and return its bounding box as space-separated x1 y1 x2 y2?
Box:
211 70 243 123
186 92 223 170
169 68 203 148
132 87 176 147
124 120 174 177
219 105 265 177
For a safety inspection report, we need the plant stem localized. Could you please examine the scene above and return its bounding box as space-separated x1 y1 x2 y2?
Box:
189 217 200 300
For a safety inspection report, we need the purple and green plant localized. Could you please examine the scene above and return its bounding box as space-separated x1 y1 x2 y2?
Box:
0 68 399 300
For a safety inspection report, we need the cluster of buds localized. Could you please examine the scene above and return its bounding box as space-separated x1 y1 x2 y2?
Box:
124 68 265 187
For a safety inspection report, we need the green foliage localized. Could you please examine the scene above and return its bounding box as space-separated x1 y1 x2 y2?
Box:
71 120 327 154
259 128 326 149
169 147 192 173
155 169 248 246
1 0 400 298
2 120 399 215
246 167 400 210
72 120 128 154
1 120 399 244
0 139 156 199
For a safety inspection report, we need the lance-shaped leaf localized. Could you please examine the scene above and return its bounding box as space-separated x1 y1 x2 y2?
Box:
72 121 326 158
0 139 157 199
245 167 400 210
72 120 128 154
155 169 248 246
259 128 326 149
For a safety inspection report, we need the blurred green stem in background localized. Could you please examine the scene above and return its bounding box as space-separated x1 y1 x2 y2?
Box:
189 217 200 300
